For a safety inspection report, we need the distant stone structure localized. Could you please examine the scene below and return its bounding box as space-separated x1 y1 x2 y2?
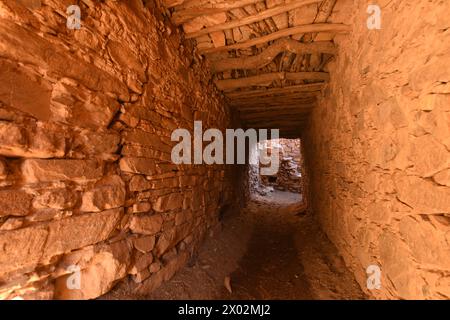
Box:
260 139 302 193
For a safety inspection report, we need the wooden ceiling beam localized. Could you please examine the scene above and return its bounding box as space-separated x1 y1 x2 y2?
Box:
215 72 329 90
244 114 310 121
303 0 338 42
211 39 336 73
172 0 263 25
185 0 323 38
231 99 317 107
200 23 351 54
239 104 314 111
240 113 312 121
231 98 318 107
232 101 316 108
244 125 305 132
245 126 305 132
243 124 307 132
235 105 315 112
225 83 324 99
244 119 309 126
229 92 321 99
243 127 306 133
230 95 317 103
233 104 316 111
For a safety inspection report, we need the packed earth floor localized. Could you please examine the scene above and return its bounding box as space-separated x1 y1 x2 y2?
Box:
103 191 366 300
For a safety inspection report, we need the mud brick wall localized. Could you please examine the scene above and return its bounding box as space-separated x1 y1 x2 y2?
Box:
302 0 450 299
0 0 240 299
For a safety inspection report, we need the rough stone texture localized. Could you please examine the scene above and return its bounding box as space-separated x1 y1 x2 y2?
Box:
302 0 450 299
0 189 33 216
260 138 303 193
21 159 103 184
0 0 242 299
54 241 132 300
0 208 123 278
80 175 126 212
129 213 164 236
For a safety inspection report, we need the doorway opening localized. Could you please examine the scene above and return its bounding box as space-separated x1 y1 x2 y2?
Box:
248 138 306 212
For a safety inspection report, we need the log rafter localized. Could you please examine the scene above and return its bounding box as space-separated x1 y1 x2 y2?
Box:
185 0 323 38
163 0 348 135
200 23 351 54
240 112 313 121
303 0 338 42
215 72 329 90
225 83 324 99
233 101 317 109
231 99 317 107
211 39 336 73
172 0 264 24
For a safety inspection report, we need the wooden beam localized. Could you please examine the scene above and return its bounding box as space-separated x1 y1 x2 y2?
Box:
233 101 317 109
215 72 329 90
219 72 283 90
232 98 317 106
229 92 317 105
303 0 337 42
240 112 312 121
232 100 319 108
232 94 316 101
246 126 305 132
285 72 329 82
247 121 307 125
212 39 336 73
237 105 315 115
243 122 308 129
243 106 313 111
235 104 315 111
172 0 263 25
230 92 317 105
200 23 351 54
244 116 310 121
243 120 308 128
235 107 315 114
242 112 312 119
245 124 305 131
244 120 307 124
229 97 320 105
225 83 324 99
185 0 323 38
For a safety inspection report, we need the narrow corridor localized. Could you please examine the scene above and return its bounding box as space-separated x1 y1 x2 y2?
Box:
1 0 448 301
104 191 365 300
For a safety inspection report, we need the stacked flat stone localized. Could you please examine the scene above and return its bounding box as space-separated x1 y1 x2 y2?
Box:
273 157 302 193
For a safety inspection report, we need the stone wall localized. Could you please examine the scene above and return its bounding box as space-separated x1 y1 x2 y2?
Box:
260 138 302 193
302 0 450 299
0 0 240 299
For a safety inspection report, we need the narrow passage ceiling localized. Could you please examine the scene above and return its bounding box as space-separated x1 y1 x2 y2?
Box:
162 0 349 137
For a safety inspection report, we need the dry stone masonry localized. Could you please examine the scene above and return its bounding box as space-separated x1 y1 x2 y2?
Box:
0 0 449 301
0 0 242 299
260 138 303 193
302 0 450 300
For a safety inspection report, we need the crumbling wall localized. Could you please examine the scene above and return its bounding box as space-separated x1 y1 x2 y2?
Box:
0 0 240 299
303 0 450 299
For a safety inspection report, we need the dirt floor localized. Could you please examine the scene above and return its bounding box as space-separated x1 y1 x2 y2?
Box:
104 190 366 300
